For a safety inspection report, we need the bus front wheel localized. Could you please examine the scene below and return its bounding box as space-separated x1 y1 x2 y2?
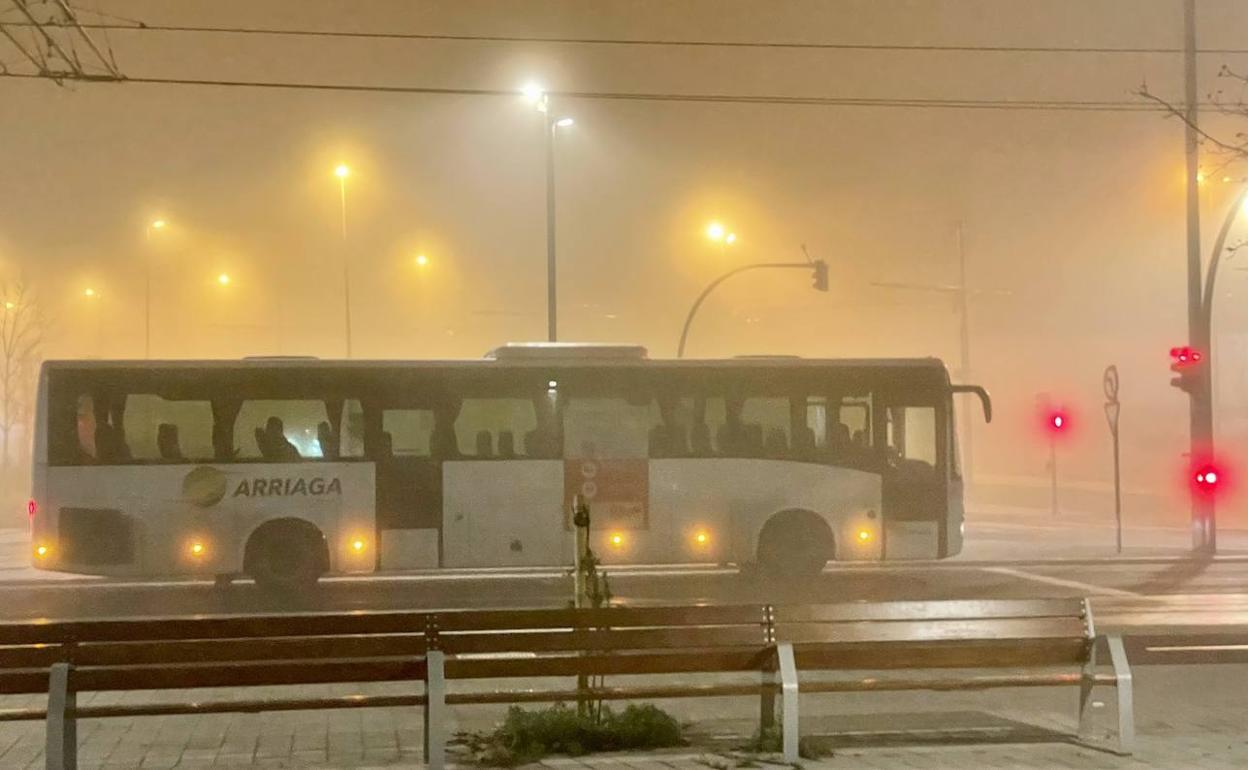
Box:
756 510 834 581
245 519 328 594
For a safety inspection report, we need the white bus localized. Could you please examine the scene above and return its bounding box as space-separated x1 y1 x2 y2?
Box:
28 344 990 591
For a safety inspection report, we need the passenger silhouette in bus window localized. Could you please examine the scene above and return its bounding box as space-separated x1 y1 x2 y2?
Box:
258 416 301 461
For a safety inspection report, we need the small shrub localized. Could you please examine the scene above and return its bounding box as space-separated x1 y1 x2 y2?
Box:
462 702 684 766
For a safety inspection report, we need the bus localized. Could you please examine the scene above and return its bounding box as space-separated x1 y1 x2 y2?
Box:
28 344 990 590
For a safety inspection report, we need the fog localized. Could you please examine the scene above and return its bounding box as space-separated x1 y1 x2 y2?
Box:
3 0 1248 533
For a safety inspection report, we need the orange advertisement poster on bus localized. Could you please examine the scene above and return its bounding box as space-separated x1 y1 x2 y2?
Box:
564 458 649 530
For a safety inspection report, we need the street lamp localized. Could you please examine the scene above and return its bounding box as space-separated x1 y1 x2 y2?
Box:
415 254 429 268
523 81 575 342
334 163 353 358
143 218 168 358
216 273 231 287
705 221 737 258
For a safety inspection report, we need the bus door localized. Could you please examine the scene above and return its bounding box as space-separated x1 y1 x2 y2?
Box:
879 403 947 559
357 400 443 569
440 393 567 568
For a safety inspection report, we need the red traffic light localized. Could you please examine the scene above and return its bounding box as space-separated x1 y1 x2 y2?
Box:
1170 346 1203 368
1190 460 1226 497
1046 411 1068 433
1194 464 1220 488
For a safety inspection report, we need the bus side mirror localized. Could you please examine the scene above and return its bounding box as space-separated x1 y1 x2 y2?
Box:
951 385 992 423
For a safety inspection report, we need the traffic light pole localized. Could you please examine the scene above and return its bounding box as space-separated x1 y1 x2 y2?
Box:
1183 0 1215 553
676 259 827 358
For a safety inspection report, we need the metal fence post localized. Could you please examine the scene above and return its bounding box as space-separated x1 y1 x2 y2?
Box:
46 662 76 770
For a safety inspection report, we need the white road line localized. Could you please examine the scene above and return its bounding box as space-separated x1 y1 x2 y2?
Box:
980 566 1143 597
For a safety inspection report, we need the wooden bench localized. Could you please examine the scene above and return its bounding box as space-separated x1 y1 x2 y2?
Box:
769 598 1133 758
0 599 1132 769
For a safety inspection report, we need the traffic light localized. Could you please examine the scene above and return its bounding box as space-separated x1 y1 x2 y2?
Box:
1169 346 1204 395
811 259 828 292
1046 411 1068 434
1192 461 1223 497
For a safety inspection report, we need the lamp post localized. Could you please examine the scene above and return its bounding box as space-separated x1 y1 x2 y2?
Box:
335 163 352 358
524 82 574 342
1185 183 1248 553
143 218 167 358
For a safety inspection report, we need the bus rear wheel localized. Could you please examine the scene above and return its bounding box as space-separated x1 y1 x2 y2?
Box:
756 510 834 581
245 520 327 594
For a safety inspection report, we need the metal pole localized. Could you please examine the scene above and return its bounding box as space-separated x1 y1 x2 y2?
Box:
340 176 352 359
1049 438 1059 517
545 109 558 342
956 222 974 483
1184 0 1214 552
1104 365 1123 554
144 256 151 359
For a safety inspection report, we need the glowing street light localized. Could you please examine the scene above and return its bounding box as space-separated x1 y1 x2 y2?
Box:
3 301 14 311
415 254 429 268
216 273 231 286
521 81 546 109
83 287 97 298
555 117 574 128
706 222 726 242
334 164 350 180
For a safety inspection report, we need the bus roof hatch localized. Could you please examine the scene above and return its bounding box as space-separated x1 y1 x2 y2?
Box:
486 343 649 361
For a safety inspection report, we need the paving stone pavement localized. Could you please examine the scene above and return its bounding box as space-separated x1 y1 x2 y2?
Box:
1 665 1246 768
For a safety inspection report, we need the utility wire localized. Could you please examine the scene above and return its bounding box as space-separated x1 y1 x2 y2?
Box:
11 19 1248 55
0 70 1192 113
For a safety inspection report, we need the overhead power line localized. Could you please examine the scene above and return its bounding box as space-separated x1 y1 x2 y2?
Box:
0 70 1191 113
11 19 1248 56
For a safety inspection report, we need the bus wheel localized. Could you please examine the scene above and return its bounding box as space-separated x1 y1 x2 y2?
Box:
245 519 327 594
756 509 834 581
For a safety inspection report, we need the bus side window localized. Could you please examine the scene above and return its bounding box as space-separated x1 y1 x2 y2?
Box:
122 394 214 463
886 406 937 473
455 398 538 459
382 408 435 457
235 399 331 461
742 396 790 458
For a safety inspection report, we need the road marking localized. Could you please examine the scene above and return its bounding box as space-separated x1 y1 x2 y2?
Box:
980 566 1143 597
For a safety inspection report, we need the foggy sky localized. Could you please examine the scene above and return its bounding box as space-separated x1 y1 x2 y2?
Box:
3 0 1248 518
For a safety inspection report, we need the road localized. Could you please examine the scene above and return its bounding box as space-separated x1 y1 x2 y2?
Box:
3 519 1248 633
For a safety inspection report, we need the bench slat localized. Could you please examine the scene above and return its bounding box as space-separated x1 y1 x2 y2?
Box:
794 638 1089 669
440 625 767 655
69 656 428 691
446 649 772 679
773 599 1086 624
776 617 1090 645
0 605 769 646
434 605 768 631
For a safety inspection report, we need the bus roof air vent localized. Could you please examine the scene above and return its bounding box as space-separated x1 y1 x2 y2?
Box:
486 343 649 361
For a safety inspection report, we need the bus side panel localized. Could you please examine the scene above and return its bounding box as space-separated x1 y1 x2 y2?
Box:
442 460 566 568
650 459 883 564
34 462 375 577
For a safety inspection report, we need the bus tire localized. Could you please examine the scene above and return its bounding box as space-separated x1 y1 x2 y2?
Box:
756 509 834 581
244 519 328 594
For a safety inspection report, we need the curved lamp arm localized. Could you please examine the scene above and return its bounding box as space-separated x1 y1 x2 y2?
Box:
676 261 818 358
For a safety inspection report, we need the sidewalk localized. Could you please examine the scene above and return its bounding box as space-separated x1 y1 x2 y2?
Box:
2 664 1246 768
